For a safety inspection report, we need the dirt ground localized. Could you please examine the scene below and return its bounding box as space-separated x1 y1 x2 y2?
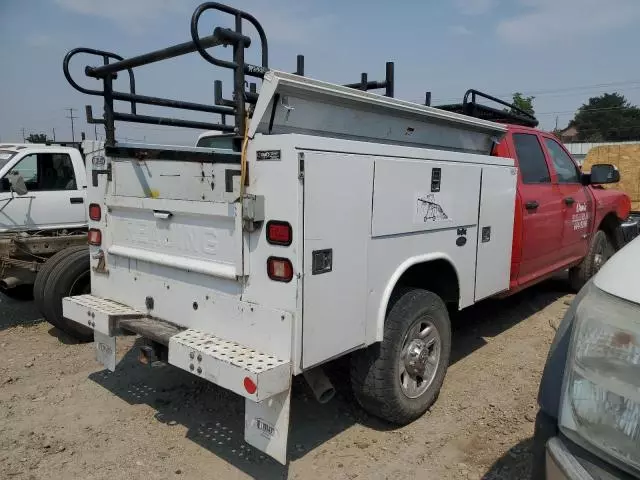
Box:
0 280 572 480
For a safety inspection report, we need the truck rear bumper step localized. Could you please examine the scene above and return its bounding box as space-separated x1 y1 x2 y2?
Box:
169 329 290 402
62 295 291 402
62 294 145 336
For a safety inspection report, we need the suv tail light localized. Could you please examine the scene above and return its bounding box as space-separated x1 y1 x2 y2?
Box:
266 221 292 246
89 203 102 221
88 228 102 246
267 257 293 282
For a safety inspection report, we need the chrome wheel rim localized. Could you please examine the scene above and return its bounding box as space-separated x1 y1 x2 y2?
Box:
399 318 441 399
593 240 610 273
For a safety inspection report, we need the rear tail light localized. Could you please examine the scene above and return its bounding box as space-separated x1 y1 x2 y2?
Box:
243 377 257 394
267 257 293 283
88 228 102 246
266 221 292 246
89 203 101 221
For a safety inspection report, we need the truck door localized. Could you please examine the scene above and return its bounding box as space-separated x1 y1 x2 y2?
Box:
0 152 85 232
541 135 591 261
510 131 564 283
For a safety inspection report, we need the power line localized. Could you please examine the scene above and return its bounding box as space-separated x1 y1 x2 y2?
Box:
65 107 77 142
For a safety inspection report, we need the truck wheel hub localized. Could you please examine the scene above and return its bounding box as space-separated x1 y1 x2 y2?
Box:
405 339 429 375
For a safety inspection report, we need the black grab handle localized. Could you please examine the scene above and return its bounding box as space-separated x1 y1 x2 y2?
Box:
63 47 137 114
190 2 268 77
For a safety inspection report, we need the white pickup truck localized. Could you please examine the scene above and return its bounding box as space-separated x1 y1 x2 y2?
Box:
59 2 521 464
0 142 93 338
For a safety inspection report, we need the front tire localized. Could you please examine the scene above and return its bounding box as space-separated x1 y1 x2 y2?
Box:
350 288 451 425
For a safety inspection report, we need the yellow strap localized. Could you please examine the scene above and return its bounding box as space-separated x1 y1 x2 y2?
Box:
240 112 250 198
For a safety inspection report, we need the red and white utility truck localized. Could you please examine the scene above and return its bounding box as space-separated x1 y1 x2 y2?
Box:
55 3 630 463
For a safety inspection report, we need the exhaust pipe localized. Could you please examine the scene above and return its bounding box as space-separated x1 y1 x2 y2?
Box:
0 277 22 289
303 367 336 404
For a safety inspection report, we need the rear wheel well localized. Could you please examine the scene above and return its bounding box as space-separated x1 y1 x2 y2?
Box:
389 260 459 312
599 213 623 250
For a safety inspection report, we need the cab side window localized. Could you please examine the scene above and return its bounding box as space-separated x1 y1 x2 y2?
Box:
544 138 580 184
513 133 551 184
7 153 77 191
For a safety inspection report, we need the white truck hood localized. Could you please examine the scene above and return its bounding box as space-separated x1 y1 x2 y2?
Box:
594 236 640 305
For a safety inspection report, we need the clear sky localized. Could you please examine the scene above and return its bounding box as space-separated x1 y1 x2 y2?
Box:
2 0 640 145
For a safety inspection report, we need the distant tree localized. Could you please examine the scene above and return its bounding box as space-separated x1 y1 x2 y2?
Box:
26 133 49 143
511 92 535 116
572 92 640 142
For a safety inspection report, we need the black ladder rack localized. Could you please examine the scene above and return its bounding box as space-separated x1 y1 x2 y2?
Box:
435 89 539 128
63 2 395 147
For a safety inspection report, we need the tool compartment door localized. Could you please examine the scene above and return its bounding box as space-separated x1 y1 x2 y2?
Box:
302 151 374 368
474 165 517 301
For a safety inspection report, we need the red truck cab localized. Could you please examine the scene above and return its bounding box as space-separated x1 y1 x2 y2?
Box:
437 89 631 293
496 125 630 293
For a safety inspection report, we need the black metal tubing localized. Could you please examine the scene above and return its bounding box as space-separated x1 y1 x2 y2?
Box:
385 62 394 97
190 3 269 135
295 55 394 97
436 89 539 127
113 112 235 132
295 55 304 76
63 48 137 114
425 92 432 107
63 2 400 148
464 89 537 123
86 35 223 79
190 3 268 76
343 62 394 97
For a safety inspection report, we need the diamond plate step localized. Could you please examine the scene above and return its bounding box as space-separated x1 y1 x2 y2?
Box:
63 294 144 336
168 329 291 402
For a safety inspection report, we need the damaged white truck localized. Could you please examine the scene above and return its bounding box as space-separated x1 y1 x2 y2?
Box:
61 3 518 463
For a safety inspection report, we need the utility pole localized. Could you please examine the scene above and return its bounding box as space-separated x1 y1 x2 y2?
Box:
555 116 559 131
65 107 77 142
21 127 26 142
52 128 56 142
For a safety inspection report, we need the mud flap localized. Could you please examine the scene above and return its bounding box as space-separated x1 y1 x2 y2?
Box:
94 331 116 372
244 388 291 465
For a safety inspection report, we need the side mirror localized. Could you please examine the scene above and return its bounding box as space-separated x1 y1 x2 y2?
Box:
589 163 620 184
8 171 28 195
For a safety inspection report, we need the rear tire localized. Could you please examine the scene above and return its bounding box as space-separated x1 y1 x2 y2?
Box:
350 288 451 425
569 230 613 292
42 248 92 341
34 245 88 316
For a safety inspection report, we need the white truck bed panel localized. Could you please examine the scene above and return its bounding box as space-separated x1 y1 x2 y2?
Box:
252 71 506 155
371 159 482 237
302 152 374 368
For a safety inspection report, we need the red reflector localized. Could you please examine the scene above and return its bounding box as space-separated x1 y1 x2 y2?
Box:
267 257 293 283
88 228 102 246
244 377 257 394
266 221 292 246
89 203 102 221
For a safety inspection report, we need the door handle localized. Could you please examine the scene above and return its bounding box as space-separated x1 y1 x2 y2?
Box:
153 210 172 220
70 197 84 204
525 200 539 211
564 197 575 206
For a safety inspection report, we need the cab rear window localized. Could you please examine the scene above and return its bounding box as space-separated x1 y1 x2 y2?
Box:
196 135 235 150
0 150 17 169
